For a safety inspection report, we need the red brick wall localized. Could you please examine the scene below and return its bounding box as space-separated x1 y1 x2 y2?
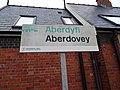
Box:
0 48 62 90
95 44 111 90
95 33 120 90
66 52 82 90
82 53 96 90
1 35 120 90
0 48 97 90
66 52 97 90
103 44 120 90
66 52 96 90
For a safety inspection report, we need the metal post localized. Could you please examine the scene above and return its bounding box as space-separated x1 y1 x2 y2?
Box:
60 53 68 90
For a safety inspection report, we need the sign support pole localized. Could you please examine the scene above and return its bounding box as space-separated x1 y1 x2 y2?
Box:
60 53 68 90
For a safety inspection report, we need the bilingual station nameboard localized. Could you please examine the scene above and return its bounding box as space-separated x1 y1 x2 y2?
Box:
20 25 99 52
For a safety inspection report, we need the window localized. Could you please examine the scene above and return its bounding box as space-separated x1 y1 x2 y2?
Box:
15 16 36 27
62 17 77 24
99 15 120 25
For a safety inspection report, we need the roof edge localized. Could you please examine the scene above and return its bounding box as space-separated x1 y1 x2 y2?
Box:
66 4 91 26
8 5 65 10
67 3 120 9
0 5 8 11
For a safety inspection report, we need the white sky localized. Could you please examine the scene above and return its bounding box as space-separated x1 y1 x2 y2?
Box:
0 0 7 8
0 0 120 9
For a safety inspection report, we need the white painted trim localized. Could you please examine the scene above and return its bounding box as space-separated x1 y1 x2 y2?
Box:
66 4 91 26
20 46 99 53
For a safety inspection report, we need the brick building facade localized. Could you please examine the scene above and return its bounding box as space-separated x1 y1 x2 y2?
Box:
0 3 120 90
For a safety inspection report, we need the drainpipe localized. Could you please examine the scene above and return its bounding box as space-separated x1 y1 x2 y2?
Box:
113 30 120 67
78 52 87 90
7 0 9 5
63 0 66 9
90 52 101 90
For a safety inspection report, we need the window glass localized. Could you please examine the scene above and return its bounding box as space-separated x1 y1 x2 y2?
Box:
62 17 76 24
15 16 35 26
100 15 120 25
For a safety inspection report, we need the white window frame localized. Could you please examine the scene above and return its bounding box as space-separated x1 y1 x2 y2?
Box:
14 15 36 27
62 17 77 25
99 14 120 26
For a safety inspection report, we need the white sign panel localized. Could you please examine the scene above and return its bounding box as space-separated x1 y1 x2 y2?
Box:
20 25 99 52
